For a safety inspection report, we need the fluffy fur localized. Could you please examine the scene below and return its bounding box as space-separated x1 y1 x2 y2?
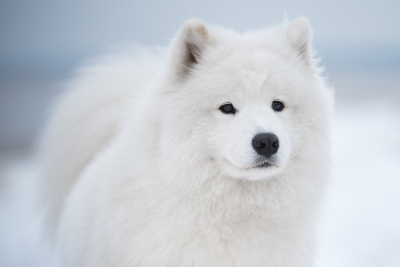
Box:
39 18 334 266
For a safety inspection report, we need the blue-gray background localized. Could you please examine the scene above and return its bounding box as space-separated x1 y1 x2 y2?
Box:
1 0 399 149
1 1 400 267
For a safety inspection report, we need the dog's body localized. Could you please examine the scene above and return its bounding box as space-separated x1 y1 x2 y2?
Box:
39 18 333 266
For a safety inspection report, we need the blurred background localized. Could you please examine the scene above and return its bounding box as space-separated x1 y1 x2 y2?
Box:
0 0 399 266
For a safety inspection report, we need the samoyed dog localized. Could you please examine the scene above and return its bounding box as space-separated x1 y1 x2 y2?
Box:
38 18 333 266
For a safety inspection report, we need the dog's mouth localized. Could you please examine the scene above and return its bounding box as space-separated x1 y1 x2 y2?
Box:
223 157 282 180
240 159 279 170
254 161 273 168
252 159 278 169
224 157 279 172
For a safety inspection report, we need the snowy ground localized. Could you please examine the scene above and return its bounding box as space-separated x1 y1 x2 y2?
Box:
317 103 400 267
0 72 399 266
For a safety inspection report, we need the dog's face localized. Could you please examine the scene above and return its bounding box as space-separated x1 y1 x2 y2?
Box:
162 19 332 181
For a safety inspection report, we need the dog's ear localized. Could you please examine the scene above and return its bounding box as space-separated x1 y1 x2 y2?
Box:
169 19 210 80
286 17 313 62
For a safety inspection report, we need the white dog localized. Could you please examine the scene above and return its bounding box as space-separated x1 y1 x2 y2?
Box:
38 18 334 266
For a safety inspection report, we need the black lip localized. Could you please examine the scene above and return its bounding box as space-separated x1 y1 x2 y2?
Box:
256 161 272 168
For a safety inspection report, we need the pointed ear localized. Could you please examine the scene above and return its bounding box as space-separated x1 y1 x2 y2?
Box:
286 17 313 62
169 19 210 80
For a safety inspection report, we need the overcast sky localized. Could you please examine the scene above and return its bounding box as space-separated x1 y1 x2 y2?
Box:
1 0 400 72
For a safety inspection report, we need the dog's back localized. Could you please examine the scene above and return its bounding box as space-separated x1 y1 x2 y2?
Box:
38 48 163 234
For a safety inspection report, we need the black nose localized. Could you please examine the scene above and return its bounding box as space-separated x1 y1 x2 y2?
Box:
252 133 279 158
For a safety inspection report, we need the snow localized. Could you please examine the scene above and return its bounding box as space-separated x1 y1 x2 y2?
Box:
316 103 400 267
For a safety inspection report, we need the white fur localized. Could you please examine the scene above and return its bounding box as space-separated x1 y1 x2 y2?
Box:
39 18 334 266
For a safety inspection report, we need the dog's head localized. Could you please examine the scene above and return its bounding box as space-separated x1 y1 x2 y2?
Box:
160 18 333 181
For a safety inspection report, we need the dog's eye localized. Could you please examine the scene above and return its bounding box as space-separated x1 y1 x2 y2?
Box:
272 101 284 112
219 103 236 115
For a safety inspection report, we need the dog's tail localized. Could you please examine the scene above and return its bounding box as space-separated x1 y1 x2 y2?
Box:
37 47 163 237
